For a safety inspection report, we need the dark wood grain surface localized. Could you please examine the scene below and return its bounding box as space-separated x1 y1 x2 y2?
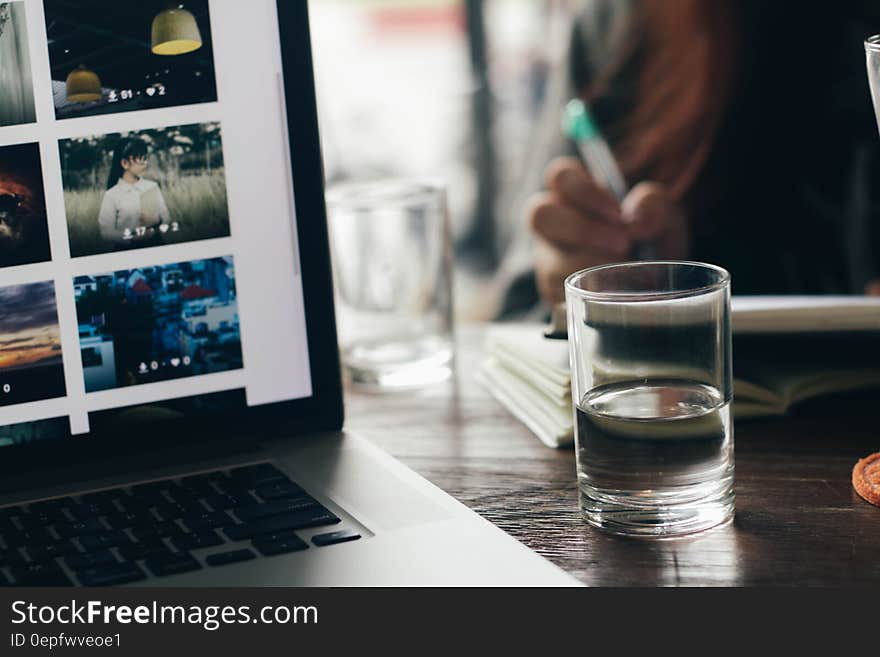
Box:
344 325 880 586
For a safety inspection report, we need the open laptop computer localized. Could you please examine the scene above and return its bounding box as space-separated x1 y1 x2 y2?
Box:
0 1 577 587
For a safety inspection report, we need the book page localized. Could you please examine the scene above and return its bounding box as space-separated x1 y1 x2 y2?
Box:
732 296 880 334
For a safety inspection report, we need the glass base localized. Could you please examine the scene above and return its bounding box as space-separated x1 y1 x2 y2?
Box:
579 483 735 537
343 335 453 389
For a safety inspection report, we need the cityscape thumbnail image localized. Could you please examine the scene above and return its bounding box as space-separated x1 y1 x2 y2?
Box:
0 2 36 126
0 281 66 407
60 122 230 257
0 143 52 269
75 257 242 393
44 0 217 120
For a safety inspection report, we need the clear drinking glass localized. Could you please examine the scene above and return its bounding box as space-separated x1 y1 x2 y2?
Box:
565 261 735 536
867 35 880 135
326 179 454 388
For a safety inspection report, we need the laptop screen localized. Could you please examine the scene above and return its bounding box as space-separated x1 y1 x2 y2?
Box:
0 1 314 448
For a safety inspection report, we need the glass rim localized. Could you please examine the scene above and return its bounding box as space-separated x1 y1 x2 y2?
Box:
867 35 880 52
564 260 730 303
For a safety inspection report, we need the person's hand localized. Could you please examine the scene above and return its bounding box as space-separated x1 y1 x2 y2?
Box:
866 280 880 296
528 157 690 304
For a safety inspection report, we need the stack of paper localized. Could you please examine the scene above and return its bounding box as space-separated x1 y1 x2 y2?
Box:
478 324 573 448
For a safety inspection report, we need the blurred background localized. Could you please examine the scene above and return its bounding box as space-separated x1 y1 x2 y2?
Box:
309 0 574 320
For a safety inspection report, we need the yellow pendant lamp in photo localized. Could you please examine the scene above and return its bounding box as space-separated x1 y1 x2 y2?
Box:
66 64 102 103
151 5 203 56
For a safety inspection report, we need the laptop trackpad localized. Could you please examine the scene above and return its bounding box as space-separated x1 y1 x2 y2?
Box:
276 433 454 532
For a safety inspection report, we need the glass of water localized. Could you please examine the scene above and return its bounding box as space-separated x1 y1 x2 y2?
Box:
867 35 880 135
326 179 454 388
565 261 734 536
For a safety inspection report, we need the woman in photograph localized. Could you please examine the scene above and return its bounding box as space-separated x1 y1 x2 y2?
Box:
98 136 171 248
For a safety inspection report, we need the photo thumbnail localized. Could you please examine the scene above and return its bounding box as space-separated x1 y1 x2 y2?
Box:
75 256 242 393
60 122 231 257
0 417 69 447
0 281 66 407
45 0 218 120
0 143 51 269
0 2 36 127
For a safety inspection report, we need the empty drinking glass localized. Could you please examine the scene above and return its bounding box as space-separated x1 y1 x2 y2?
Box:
326 179 454 388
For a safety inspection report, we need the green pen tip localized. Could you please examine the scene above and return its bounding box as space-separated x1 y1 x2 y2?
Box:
563 99 599 141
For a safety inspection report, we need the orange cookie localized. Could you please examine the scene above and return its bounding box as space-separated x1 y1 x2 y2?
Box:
852 452 880 508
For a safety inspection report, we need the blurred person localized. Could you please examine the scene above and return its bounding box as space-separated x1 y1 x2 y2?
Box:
495 0 880 317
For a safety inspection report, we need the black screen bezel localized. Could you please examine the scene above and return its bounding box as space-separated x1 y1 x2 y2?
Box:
0 1 343 479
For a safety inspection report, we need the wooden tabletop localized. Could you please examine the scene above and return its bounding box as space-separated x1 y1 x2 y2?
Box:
344 325 880 586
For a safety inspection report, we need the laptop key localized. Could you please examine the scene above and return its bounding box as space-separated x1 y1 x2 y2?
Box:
169 481 216 501
225 508 340 541
255 481 306 501
205 549 255 567
80 531 132 550
240 528 297 543
253 535 309 556
78 562 146 587
204 493 255 511
117 540 170 562
4 527 54 547
9 562 73 587
105 511 155 530
145 551 202 577
170 530 224 551
182 510 235 531
21 509 69 526
131 521 183 541
154 500 207 521
119 493 166 511
233 496 319 522
311 530 362 547
53 518 106 538
68 501 117 519
214 479 250 496
228 463 289 488
65 550 118 571
27 540 80 561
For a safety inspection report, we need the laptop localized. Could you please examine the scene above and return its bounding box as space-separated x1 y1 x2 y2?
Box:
0 1 577 587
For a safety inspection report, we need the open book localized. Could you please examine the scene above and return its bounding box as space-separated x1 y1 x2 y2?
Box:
478 296 880 448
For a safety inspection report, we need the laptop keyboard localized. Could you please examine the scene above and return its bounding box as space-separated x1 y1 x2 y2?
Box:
0 463 360 587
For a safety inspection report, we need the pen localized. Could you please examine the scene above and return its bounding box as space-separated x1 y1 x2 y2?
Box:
562 99 627 202
562 98 655 259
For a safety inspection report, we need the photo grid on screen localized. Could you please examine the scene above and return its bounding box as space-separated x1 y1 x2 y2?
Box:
0 0 241 444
